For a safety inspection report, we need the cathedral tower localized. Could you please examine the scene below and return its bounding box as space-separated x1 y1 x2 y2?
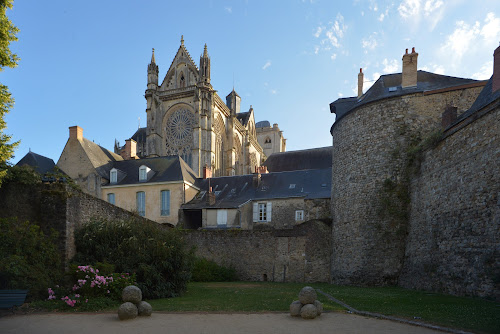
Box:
199 44 211 85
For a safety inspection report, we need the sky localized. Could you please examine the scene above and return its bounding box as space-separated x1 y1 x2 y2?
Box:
3 0 500 165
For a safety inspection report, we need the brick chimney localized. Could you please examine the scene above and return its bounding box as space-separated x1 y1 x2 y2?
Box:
203 164 212 179
206 186 216 205
69 126 83 141
402 47 418 88
441 105 457 129
254 166 268 174
121 139 137 160
358 68 364 98
493 45 500 93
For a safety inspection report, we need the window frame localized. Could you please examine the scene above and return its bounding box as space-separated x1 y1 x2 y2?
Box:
160 190 170 216
295 210 304 221
136 191 146 217
107 193 115 205
110 169 117 184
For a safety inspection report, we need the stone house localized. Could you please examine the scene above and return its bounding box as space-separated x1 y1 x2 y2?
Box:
329 46 499 299
181 165 331 230
57 126 123 197
101 155 199 226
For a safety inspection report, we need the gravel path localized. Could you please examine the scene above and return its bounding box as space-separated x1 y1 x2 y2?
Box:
0 312 447 334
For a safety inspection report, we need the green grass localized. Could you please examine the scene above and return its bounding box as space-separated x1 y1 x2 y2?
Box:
148 282 343 312
149 282 499 334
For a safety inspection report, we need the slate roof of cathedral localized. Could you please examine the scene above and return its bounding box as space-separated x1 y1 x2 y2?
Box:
236 111 251 126
131 127 147 145
182 168 331 209
256 120 271 128
103 155 197 186
16 151 55 175
263 147 332 172
330 70 485 131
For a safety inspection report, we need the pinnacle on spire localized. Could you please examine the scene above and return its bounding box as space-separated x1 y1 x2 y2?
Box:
151 48 155 64
203 43 208 57
181 35 184 46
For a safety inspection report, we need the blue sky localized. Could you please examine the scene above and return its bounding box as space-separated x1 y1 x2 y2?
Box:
3 0 500 164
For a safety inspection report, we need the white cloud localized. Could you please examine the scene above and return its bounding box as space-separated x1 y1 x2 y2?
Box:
398 0 420 19
423 0 443 16
369 0 378 11
361 33 378 52
270 89 277 95
382 58 399 73
441 20 481 64
262 60 271 70
372 72 381 81
378 13 385 22
471 60 493 80
314 13 347 55
224 7 232 13
480 12 500 44
338 92 344 97
314 26 323 38
331 53 337 61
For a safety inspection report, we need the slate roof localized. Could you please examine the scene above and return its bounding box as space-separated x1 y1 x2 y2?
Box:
182 168 331 209
81 138 123 179
263 147 332 172
330 71 484 129
236 111 251 126
456 76 500 123
256 120 271 128
16 151 55 174
104 155 197 186
131 127 147 146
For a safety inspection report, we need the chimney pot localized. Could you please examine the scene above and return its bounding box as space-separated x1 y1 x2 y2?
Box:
405 48 408 54
360 68 362 73
493 45 500 93
412 47 415 53
203 165 212 179
69 126 83 141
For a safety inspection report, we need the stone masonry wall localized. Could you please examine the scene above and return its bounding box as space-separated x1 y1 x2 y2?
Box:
183 220 331 283
400 104 499 299
0 182 156 267
330 86 483 286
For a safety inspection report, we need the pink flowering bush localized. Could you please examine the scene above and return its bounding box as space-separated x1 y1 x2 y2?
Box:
47 264 135 308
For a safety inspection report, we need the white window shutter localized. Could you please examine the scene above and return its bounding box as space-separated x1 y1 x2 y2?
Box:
267 202 272 222
253 202 259 222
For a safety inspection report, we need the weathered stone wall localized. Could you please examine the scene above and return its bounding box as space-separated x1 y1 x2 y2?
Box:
183 220 331 283
400 103 499 299
330 86 484 286
0 182 156 267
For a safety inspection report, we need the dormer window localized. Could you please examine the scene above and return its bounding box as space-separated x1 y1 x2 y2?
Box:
110 169 117 184
139 165 150 182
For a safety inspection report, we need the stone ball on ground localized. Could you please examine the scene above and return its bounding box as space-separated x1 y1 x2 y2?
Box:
138 301 153 316
118 302 138 320
300 303 318 319
289 300 303 317
122 285 142 303
298 286 317 305
313 300 323 315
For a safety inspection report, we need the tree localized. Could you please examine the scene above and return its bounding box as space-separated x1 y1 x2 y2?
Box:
0 0 19 186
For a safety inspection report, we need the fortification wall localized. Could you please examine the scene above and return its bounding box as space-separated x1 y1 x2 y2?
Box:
183 220 331 283
330 86 483 286
400 104 499 299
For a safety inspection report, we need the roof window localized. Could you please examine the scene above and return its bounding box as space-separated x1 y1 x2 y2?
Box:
139 165 151 182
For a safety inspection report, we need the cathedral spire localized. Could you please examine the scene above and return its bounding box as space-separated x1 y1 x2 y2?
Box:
147 48 159 90
199 43 211 85
181 35 184 46
151 48 156 64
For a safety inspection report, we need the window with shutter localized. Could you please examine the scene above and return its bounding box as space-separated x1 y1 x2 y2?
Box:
136 191 145 216
161 190 170 216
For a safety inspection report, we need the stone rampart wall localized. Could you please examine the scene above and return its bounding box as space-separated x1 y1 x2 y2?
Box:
400 103 499 299
183 220 331 283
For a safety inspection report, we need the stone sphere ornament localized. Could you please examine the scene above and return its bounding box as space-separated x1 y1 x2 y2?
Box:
137 301 153 316
122 285 142 304
314 300 323 315
289 300 303 317
298 286 317 305
300 304 318 319
118 302 138 320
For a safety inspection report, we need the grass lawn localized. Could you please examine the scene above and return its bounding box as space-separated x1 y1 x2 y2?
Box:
149 282 499 334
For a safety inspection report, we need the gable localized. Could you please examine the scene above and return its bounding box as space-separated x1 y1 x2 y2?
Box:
160 45 199 90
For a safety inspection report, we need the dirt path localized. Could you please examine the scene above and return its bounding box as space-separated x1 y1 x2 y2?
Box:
0 312 448 334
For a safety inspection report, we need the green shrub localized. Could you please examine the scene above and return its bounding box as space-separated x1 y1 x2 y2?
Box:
0 218 62 300
191 257 238 282
73 219 194 299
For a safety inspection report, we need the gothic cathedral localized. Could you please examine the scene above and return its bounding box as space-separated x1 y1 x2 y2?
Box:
144 36 267 177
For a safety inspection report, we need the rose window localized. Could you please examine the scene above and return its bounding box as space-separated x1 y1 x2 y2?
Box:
165 108 195 158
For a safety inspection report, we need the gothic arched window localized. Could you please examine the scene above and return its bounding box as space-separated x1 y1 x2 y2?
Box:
164 107 195 168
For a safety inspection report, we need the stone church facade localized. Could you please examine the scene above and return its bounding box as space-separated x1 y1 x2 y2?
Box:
143 37 265 177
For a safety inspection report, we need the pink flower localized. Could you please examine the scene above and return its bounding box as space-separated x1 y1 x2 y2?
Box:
75 294 80 298
85 299 88 303
107 290 110 294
